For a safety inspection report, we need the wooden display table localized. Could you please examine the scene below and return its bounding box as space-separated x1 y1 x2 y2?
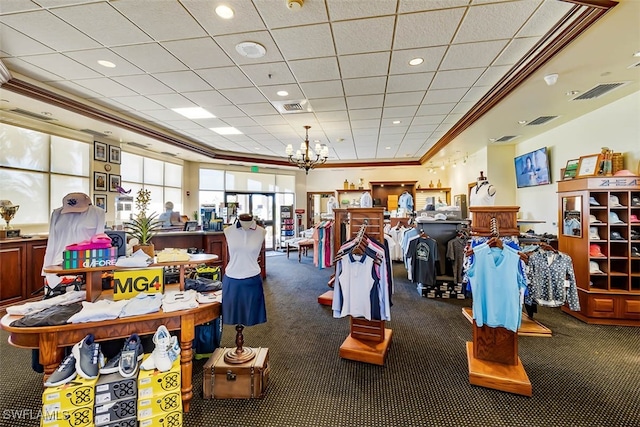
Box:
0 289 220 413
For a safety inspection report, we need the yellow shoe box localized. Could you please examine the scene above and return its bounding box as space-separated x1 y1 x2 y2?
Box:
137 355 181 398
138 409 183 427
42 376 98 413
40 404 93 427
137 390 182 421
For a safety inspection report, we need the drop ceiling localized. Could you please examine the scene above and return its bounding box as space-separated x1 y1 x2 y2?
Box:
0 0 638 169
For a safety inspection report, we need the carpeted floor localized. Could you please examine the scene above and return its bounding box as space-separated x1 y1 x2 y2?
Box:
1 255 639 427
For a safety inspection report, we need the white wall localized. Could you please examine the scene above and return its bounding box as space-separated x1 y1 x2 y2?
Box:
515 90 640 234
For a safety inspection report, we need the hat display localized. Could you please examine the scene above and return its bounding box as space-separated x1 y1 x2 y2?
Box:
589 196 599 206
632 196 640 207
589 227 601 240
609 195 623 207
589 214 601 224
630 214 639 223
61 192 92 214
589 261 604 274
631 230 640 240
433 213 447 221
608 212 624 224
632 246 640 257
610 231 625 240
589 243 605 257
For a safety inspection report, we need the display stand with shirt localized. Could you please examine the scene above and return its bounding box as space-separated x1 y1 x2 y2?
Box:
222 214 267 363
469 172 496 207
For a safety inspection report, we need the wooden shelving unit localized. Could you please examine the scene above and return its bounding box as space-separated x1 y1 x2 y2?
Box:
558 177 640 326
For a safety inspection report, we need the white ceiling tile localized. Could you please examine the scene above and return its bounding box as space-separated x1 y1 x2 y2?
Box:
241 62 296 86
394 9 465 49
349 109 382 120
411 115 447 125
327 0 397 20
2 10 100 51
112 44 186 73
89 97 134 112
162 38 234 70
239 103 279 116
52 80 103 99
430 68 485 90
343 77 387 96
0 24 54 56
332 16 395 55
347 95 385 109
0 0 40 13
161 119 203 130
222 116 258 127
461 86 489 103
423 88 469 104
196 67 253 90
308 97 347 112
20 53 101 80
382 106 418 118
398 0 470 13
51 2 151 46
64 49 144 77
518 0 573 37
338 52 391 79
408 124 438 133
73 78 137 97
451 101 475 115
193 118 227 128
289 57 341 83
321 121 352 131
214 31 284 65
146 93 195 109
207 105 248 118
300 80 344 99
494 37 539 66
271 24 335 61
384 92 425 107
111 96 165 111
443 113 464 124
454 1 540 43
252 115 288 126
219 87 268 105
350 119 381 129
476 65 512 87
183 91 232 108
315 111 350 122
417 103 456 116
111 0 206 40
153 71 212 93
182 0 265 36
441 40 508 70
380 127 409 136
387 73 435 93
254 0 329 28
389 46 447 74
112 75 173 95
2 57 64 82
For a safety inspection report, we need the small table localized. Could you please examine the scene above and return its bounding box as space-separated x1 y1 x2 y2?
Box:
286 239 314 262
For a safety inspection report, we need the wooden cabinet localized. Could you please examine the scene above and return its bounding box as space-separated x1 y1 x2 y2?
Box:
335 189 372 208
0 237 48 305
369 181 417 211
558 177 640 325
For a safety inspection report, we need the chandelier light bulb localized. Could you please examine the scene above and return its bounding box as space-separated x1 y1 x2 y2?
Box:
285 144 293 155
285 125 328 174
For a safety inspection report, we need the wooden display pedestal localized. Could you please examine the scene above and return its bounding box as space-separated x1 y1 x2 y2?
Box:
462 307 552 337
339 318 392 366
318 290 333 306
466 322 531 397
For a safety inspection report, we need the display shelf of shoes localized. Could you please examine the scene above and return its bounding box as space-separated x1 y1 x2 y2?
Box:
557 177 640 326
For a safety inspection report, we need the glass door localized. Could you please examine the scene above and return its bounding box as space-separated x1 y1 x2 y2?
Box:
225 192 275 250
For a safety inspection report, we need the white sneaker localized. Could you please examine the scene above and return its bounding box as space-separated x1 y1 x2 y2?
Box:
168 336 181 364
139 325 172 372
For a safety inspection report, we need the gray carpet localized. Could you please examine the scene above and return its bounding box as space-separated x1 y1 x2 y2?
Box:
1 255 639 427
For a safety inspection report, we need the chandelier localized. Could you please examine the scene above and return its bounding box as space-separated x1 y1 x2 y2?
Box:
285 125 329 174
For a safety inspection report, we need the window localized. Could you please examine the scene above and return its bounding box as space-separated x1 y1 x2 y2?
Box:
0 123 90 225
121 152 183 217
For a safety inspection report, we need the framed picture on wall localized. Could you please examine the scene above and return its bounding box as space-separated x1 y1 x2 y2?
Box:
577 154 602 177
109 145 121 164
94 194 107 212
94 172 107 191
108 174 121 192
94 142 108 162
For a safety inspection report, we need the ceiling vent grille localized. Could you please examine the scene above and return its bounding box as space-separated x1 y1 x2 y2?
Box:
494 135 519 143
10 108 56 121
126 141 147 149
572 82 628 100
526 115 559 126
79 128 108 137
160 152 177 157
271 99 311 114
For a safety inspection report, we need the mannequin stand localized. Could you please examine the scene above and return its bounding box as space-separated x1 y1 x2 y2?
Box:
224 324 255 364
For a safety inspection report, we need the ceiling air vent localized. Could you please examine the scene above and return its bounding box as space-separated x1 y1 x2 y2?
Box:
271 99 311 114
79 128 108 137
526 115 559 126
126 141 147 149
160 152 177 157
572 82 628 100
494 135 519 143
11 108 56 121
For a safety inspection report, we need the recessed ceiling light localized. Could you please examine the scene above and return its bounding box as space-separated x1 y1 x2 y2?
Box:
211 127 243 135
172 107 215 119
634 51 640 57
277 90 288 97
336 138 344 142
566 90 580 96
518 120 527 125
409 57 424 66
392 120 401 124
385 146 391 150
97 60 116 68
489 138 497 142
215 5 234 19
236 41 266 59
41 111 52 116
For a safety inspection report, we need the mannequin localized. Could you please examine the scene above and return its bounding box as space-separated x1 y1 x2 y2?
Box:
326 196 339 215
42 192 105 295
469 171 496 207
222 213 267 362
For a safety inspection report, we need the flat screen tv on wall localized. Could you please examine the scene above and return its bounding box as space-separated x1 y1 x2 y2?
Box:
514 147 551 188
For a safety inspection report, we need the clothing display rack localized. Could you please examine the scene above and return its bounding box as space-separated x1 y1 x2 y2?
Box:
465 207 532 396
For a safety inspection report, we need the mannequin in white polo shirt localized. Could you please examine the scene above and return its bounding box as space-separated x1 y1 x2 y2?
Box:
469 171 497 207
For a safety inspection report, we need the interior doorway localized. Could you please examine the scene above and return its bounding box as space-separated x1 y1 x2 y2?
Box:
226 192 275 250
307 192 333 229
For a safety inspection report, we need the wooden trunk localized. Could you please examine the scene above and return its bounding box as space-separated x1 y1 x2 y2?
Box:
203 347 269 399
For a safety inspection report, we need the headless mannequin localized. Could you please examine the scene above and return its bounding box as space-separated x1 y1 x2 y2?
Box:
469 171 496 207
223 213 267 363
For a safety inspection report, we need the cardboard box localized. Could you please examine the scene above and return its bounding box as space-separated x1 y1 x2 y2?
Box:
137 390 182 421
138 409 183 427
95 373 137 405
138 355 180 398
113 267 164 301
40 405 93 427
203 347 269 399
42 376 98 412
93 397 136 426
98 416 137 427
62 247 117 270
